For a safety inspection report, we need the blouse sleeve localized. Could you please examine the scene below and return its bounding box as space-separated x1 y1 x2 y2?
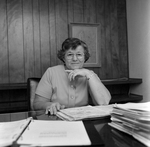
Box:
35 68 53 99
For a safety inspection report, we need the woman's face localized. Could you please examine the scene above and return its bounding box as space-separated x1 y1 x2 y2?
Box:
64 45 85 70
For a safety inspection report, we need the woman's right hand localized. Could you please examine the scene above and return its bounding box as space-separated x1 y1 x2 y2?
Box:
45 102 65 115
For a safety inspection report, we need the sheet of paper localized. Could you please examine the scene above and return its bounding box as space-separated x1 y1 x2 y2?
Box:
57 105 113 121
115 102 150 112
17 120 91 146
0 118 31 147
94 104 113 114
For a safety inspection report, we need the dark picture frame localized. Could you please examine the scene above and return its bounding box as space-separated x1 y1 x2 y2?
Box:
69 23 101 67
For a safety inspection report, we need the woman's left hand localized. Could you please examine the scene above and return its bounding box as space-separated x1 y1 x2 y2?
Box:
66 69 91 81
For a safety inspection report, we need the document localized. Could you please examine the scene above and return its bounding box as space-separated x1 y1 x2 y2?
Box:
17 120 91 146
112 102 150 121
56 105 113 121
0 117 32 147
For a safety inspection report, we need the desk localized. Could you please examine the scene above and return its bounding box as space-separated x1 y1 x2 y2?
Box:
0 111 146 147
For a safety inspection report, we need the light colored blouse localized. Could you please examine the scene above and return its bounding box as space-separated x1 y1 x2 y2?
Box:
35 65 89 108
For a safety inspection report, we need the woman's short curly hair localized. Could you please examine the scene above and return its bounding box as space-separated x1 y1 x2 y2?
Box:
57 38 90 63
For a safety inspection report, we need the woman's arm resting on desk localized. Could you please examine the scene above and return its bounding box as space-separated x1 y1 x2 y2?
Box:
87 72 111 105
66 69 111 105
33 95 65 115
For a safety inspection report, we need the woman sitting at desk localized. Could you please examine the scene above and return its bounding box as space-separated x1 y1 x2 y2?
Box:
33 38 111 115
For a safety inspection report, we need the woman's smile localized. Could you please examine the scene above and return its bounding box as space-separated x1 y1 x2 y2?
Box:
64 46 85 70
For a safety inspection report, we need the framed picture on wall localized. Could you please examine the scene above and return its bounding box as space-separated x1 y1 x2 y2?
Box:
69 23 101 67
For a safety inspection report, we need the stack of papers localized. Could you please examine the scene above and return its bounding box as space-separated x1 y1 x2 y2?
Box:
108 102 150 147
56 105 113 121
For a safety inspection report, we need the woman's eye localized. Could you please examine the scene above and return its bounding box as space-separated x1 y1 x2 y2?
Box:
67 54 73 57
77 54 83 57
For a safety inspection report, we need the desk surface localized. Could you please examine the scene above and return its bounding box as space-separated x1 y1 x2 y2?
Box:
0 111 146 147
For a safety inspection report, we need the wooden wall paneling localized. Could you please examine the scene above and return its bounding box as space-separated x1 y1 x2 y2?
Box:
10 101 28 112
23 0 34 81
39 0 50 74
55 0 68 65
9 89 27 111
7 0 24 83
118 0 128 78
49 0 57 67
96 0 105 79
67 0 74 24
11 112 28 121
33 0 41 78
0 103 10 113
0 90 10 113
0 0 9 83
83 0 96 23
9 89 26 102
104 0 113 79
67 0 73 40
0 0 129 81
110 0 120 78
67 0 73 52
0 90 10 103
0 113 10 121
83 0 100 76
73 0 84 22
